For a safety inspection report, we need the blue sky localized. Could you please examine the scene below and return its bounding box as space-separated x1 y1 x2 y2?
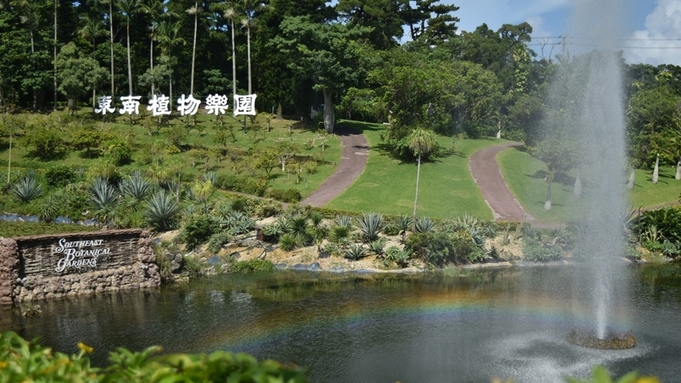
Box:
441 0 681 65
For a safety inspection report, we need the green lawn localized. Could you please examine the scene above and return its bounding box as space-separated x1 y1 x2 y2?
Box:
325 121 500 220
497 146 681 224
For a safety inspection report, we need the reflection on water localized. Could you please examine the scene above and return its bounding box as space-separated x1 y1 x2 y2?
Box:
2 265 681 383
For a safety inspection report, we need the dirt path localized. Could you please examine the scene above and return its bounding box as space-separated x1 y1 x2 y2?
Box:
469 142 535 222
300 126 369 207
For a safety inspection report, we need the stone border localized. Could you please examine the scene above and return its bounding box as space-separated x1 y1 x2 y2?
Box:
0 229 160 305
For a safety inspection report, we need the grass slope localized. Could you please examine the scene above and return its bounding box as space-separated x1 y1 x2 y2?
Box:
326 121 498 220
498 146 681 224
0 111 340 198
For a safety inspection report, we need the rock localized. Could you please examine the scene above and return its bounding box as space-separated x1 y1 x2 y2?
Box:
309 262 322 271
318 251 331 259
207 256 222 265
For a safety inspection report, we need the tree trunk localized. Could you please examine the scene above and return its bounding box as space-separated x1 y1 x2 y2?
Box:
322 88 335 133
652 155 659 184
627 170 635 189
544 182 552 210
109 1 115 96
231 18 236 100
676 156 681 180
412 153 421 222
247 22 252 94
150 28 155 95
573 170 581 197
277 102 283 119
126 22 133 96
53 0 58 110
190 1 197 95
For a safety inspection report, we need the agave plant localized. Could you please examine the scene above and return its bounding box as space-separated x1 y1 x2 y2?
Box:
12 175 43 203
345 243 366 260
395 215 413 241
414 216 435 233
89 177 120 224
145 189 182 231
336 215 352 228
357 212 383 242
38 194 60 222
119 170 153 204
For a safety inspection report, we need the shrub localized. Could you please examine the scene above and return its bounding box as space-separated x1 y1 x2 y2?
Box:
44 164 78 188
385 246 411 267
89 177 120 223
265 188 302 203
230 259 275 273
208 232 231 253
216 174 267 196
336 215 353 228
523 238 562 262
261 223 284 243
0 331 309 383
144 189 182 231
405 231 483 267
329 225 350 243
104 140 133 166
179 215 221 250
382 223 400 236
279 232 300 251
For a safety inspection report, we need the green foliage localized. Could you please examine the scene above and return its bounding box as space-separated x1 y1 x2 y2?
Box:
522 237 562 262
179 215 221 250
103 140 133 166
345 243 366 260
633 207 681 256
414 216 435 233
0 222 99 237
265 188 302 203
144 189 181 231
405 231 484 267
11 174 42 203
230 259 276 273
357 212 383 242
369 237 387 255
89 177 119 223
329 224 351 243
44 165 79 188
384 245 411 267
0 332 309 382
279 232 301 251
207 232 230 253
565 365 656 383
215 174 267 196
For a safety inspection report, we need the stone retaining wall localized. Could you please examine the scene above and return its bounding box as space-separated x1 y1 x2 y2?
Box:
0 229 160 304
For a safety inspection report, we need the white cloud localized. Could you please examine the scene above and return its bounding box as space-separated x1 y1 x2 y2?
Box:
623 0 681 65
450 0 570 33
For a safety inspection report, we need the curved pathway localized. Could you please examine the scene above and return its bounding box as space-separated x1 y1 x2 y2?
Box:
469 141 535 222
300 126 369 207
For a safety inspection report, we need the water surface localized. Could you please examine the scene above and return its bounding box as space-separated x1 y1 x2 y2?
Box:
3 265 680 383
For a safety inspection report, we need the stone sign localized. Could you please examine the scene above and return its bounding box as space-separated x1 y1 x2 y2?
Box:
0 229 160 304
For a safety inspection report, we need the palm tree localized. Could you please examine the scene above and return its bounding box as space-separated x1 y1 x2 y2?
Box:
10 0 40 110
53 0 58 110
156 20 185 107
139 0 170 95
186 1 199 95
99 0 116 97
224 7 237 102
117 0 139 97
78 14 109 106
407 128 436 221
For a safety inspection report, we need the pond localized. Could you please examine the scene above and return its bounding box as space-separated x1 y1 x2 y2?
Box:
3 264 681 383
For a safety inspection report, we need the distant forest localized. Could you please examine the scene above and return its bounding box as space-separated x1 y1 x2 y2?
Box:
1 0 680 167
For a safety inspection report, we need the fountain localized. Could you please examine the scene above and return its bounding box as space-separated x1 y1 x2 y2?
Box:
539 0 633 346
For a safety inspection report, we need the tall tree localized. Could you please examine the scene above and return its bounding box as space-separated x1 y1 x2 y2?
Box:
78 14 109 106
336 0 407 50
155 19 185 106
407 128 436 221
274 15 371 133
139 0 174 95
117 0 139 96
186 0 199 95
